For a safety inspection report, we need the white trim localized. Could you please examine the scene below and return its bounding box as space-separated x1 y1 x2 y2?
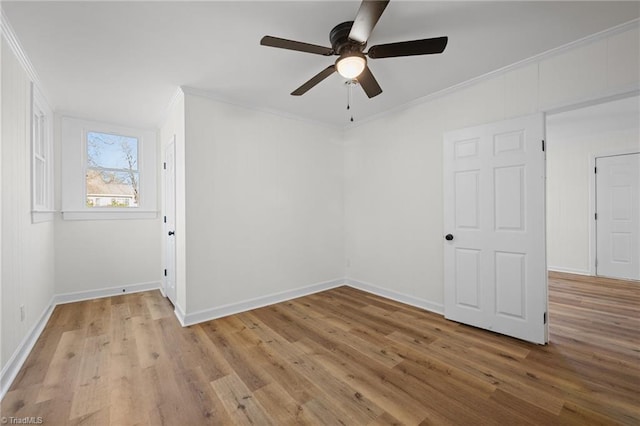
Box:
541 86 640 117
1 297 56 400
347 19 640 129
31 83 55 220
60 117 158 219
346 278 444 315
547 266 592 276
31 211 55 223
54 281 161 305
174 304 187 327
544 89 640 117
181 278 346 326
589 154 598 277
61 210 158 221
0 10 42 91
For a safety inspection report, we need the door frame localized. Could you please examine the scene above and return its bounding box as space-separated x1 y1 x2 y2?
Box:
589 149 640 277
162 134 177 303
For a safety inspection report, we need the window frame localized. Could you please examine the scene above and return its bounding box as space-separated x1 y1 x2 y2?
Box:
61 117 158 220
31 83 54 223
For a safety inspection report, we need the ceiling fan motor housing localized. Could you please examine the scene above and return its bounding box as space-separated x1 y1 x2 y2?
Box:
330 21 366 55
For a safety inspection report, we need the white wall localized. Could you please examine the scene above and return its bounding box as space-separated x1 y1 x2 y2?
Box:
53 114 162 295
52 114 163 295
344 25 639 310
0 27 3 381
53 219 162 294
182 92 345 315
546 96 640 275
1 37 55 374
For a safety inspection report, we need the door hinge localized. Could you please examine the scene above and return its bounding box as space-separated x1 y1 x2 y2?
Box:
541 140 545 152
164 215 167 223
163 162 167 170
164 269 167 277
594 166 597 174
595 212 598 220
543 312 547 324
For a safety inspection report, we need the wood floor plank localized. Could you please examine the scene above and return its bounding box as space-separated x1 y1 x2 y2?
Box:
252 382 316 425
69 334 110 420
2 274 639 425
35 329 86 404
243 321 384 424
210 372 274 425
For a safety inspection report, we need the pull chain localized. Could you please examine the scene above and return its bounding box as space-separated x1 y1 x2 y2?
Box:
346 80 355 122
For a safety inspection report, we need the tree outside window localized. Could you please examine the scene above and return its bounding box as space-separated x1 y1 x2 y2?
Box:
86 131 139 208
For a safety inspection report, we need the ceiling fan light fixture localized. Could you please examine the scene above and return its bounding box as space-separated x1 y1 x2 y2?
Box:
336 53 366 79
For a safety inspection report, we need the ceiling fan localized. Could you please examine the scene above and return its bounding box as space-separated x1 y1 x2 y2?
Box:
260 0 448 99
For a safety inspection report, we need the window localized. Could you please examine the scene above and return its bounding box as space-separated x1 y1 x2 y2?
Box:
61 117 157 220
31 84 54 223
86 131 139 208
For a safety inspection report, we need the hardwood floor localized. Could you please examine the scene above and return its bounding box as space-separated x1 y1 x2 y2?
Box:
2 273 639 425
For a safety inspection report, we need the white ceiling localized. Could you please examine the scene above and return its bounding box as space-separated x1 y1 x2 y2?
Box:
3 1 639 129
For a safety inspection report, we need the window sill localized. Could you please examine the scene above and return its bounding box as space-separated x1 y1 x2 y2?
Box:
62 210 158 221
32 211 56 224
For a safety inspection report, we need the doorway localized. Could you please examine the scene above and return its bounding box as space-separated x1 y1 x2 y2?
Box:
546 95 640 280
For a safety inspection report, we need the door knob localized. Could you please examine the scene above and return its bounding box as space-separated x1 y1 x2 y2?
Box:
445 234 454 241
168 231 175 236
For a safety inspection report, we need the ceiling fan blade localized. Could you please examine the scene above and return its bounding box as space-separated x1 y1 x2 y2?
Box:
348 0 390 44
261 36 334 56
368 36 448 59
291 65 337 96
357 65 382 98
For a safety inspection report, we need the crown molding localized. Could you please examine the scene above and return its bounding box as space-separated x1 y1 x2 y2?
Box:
1 8 42 88
346 18 640 129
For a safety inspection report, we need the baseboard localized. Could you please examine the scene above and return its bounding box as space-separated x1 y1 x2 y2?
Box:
54 281 161 305
547 266 592 276
346 278 444 315
174 303 187 327
1 296 56 400
181 278 346 326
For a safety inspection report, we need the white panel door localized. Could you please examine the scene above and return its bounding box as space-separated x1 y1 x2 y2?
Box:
596 153 640 280
164 137 177 305
443 114 547 344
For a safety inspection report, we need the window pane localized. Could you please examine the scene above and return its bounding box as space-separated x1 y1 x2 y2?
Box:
86 169 139 208
87 131 138 171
